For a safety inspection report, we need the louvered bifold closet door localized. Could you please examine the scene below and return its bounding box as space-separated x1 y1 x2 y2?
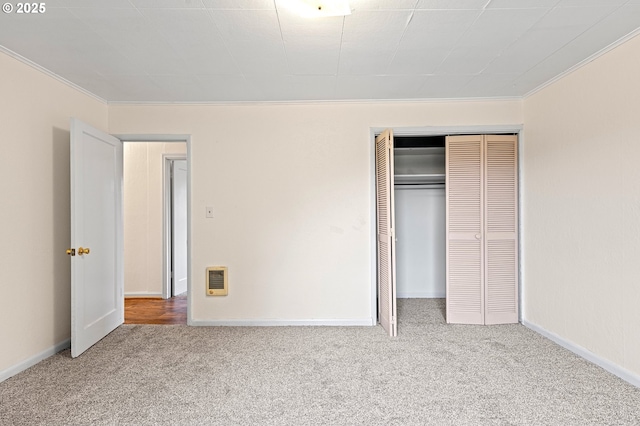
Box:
375 129 397 337
446 135 484 325
484 135 518 324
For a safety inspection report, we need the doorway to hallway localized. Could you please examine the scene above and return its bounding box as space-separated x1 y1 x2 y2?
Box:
123 142 188 323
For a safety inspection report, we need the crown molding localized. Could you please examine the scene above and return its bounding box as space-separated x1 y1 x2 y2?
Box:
0 45 107 104
107 96 522 107
524 27 640 99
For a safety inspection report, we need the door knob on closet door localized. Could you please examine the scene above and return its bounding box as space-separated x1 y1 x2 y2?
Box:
475 234 481 240
78 247 90 255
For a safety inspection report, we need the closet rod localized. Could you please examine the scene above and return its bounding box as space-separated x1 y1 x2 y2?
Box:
395 183 445 189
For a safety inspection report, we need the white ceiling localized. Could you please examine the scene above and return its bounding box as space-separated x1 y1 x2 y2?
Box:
1 0 639 103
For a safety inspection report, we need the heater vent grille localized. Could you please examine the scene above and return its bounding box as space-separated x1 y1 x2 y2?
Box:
206 267 228 296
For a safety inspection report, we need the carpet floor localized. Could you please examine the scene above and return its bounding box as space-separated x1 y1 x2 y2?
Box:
1 299 639 425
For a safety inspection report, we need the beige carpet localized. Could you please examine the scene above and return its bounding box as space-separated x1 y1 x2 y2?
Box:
1 299 639 425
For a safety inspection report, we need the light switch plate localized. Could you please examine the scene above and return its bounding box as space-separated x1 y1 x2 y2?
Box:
206 207 214 218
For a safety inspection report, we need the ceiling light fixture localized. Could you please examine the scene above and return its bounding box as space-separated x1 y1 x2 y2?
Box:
278 0 351 18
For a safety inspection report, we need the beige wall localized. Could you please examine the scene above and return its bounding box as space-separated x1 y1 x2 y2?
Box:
523 34 640 377
123 142 187 297
0 51 108 374
109 100 523 323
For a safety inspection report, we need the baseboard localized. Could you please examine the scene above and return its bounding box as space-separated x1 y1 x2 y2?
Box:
190 318 376 326
0 339 70 383
124 292 163 298
397 292 445 298
523 320 640 389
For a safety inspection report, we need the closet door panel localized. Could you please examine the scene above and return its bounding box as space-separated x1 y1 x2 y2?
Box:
486 239 518 323
448 239 483 323
375 129 397 336
446 135 484 325
484 135 518 324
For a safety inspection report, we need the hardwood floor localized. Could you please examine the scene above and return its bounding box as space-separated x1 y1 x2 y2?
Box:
124 294 187 324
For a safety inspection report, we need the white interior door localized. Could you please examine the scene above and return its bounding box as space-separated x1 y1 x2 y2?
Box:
171 160 188 296
375 129 397 337
70 118 123 358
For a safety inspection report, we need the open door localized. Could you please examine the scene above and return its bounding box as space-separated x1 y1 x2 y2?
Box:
171 160 188 296
70 118 124 357
375 129 397 337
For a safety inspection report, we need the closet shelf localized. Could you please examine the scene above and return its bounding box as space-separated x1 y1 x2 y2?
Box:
394 173 445 185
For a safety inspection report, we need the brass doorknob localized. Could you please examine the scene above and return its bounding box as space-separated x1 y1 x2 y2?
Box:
66 248 75 256
78 247 90 255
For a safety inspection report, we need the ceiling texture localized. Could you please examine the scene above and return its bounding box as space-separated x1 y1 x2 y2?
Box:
0 0 639 103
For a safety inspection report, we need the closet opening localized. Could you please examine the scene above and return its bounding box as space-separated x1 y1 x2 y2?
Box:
394 135 446 306
393 136 447 333
374 129 520 336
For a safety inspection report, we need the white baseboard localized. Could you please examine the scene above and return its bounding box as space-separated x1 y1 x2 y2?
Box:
0 339 70 383
397 292 445 298
523 320 640 389
189 318 376 327
125 292 163 298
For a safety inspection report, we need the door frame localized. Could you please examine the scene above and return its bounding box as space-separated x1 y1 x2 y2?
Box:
116 134 192 324
163 154 188 299
369 125 524 325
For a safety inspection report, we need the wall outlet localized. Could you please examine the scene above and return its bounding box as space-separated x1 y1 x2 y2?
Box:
206 206 214 218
